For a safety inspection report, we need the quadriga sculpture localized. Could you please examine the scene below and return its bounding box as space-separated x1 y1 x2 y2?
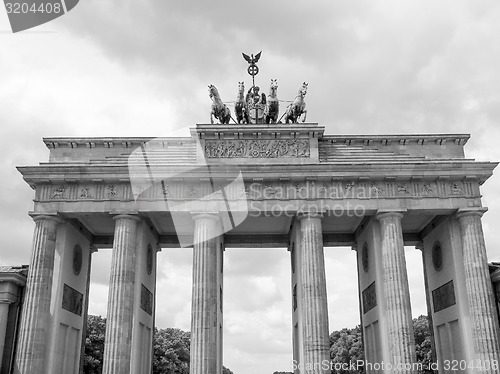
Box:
264 79 279 124
282 82 308 123
208 84 231 124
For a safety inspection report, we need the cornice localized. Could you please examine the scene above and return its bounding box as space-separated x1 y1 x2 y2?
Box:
43 136 194 149
42 133 470 148
17 160 498 182
0 272 27 286
320 133 470 145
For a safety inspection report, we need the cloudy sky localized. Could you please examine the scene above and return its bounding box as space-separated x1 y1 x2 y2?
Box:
2 1 500 373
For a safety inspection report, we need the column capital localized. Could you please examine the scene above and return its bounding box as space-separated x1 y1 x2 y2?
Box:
29 213 63 224
191 212 220 222
113 214 142 222
297 211 323 220
456 207 488 219
375 209 406 221
0 272 27 287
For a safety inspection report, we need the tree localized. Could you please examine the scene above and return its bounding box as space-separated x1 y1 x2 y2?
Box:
152 327 190 374
329 326 364 374
328 315 434 374
413 315 433 373
83 315 106 374
83 315 235 374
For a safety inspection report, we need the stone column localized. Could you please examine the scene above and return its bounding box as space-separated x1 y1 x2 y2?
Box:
456 208 500 366
190 214 219 374
14 215 60 374
298 213 330 373
80 246 98 374
415 243 437 368
375 211 416 371
103 214 141 374
0 300 11 368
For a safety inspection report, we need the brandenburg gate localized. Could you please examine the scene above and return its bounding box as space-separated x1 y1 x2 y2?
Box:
13 123 500 373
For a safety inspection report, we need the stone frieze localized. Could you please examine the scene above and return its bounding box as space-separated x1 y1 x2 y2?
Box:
204 139 310 158
37 179 479 203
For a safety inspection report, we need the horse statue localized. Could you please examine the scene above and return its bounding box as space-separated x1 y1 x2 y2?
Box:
209 84 232 124
264 79 279 124
234 81 249 124
282 82 308 123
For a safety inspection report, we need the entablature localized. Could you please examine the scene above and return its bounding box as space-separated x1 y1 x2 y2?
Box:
18 160 497 187
28 177 484 213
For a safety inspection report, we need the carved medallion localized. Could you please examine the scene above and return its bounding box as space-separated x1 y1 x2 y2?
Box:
319 184 329 198
422 183 434 196
362 243 369 272
397 184 410 194
80 187 92 199
345 182 355 191
450 182 463 195
370 183 384 197
73 245 82 276
108 185 117 197
264 184 276 198
432 242 443 271
52 185 67 199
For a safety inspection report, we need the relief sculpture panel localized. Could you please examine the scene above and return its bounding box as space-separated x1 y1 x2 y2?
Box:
204 139 310 158
62 284 83 316
432 280 456 313
41 178 480 203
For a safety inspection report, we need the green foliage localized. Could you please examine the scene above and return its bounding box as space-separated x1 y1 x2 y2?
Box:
83 315 106 374
329 325 364 374
152 328 190 374
328 316 434 373
413 315 434 373
84 314 434 374
83 315 233 374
